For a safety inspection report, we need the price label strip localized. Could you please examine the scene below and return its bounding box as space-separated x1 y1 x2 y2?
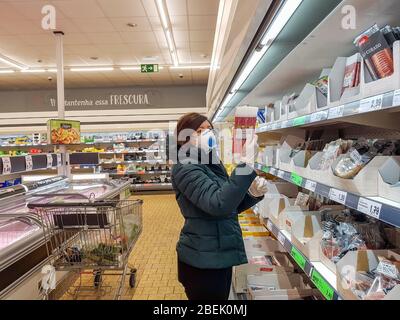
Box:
2 157 12 175
290 172 303 187
328 105 344 119
329 188 347 205
310 110 328 123
393 89 400 107
262 166 270 174
277 232 286 246
47 154 53 168
311 269 335 300
291 246 307 270
357 198 382 219
305 179 317 192
25 155 33 171
266 219 273 231
277 170 285 179
293 116 306 127
359 94 383 113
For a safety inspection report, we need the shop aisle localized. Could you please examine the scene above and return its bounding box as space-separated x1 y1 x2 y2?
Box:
60 194 186 300
129 194 186 300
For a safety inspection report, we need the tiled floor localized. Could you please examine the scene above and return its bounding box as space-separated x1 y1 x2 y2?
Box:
60 194 187 300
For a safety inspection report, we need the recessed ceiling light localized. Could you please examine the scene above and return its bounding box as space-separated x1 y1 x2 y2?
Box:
142 56 158 61
127 23 138 28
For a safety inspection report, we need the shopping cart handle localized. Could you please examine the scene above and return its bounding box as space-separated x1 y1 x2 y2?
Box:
27 200 118 209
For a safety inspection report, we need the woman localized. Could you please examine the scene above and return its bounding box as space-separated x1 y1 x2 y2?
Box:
172 112 268 300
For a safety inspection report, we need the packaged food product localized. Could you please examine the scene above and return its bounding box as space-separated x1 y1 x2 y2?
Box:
342 53 361 95
354 24 394 80
312 76 329 97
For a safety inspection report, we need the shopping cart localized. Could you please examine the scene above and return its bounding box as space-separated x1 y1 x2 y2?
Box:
28 199 143 300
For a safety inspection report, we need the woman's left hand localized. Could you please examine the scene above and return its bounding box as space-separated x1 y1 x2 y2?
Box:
248 176 269 198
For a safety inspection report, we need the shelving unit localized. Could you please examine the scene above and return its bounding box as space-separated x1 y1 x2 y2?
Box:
261 217 340 300
254 163 400 228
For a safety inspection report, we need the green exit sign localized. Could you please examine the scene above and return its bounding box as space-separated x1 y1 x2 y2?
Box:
141 64 159 73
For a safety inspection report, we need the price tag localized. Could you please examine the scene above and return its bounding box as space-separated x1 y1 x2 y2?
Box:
305 180 317 192
376 260 399 280
57 154 62 166
291 246 307 270
293 116 306 126
357 198 382 219
291 172 303 187
2 157 12 175
262 166 270 174
277 170 285 179
270 168 277 176
349 149 363 163
359 94 383 113
393 89 400 107
328 105 344 119
25 155 33 171
46 154 53 168
266 220 273 231
277 232 286 246
329 188 347 205
311 269 335 300
310 110 328 123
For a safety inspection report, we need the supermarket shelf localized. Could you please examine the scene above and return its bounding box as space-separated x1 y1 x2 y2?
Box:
99 150 165 154
100 160 167 165
254 163 400 228
256 90 400 134
106 171 170 176
1 153 61 176
262 218 341 300
0 139 165 148
131 183 172 191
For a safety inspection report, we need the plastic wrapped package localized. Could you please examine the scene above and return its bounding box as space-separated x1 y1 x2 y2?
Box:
333 139 400 179
318 139 353 170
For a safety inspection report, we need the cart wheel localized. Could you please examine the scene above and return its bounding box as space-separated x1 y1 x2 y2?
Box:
129 269 137 288
94 271 102 288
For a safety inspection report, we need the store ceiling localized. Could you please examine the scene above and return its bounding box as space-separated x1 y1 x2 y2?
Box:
0 0 219 90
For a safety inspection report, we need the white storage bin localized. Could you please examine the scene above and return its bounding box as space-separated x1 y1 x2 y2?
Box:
378 156 400 204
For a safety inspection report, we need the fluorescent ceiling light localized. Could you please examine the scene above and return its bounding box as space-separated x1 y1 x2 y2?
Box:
70 67 114 72
230 0 303 94
120 66 141 71
47 69 58 72
21 69 46 73
261 0 303 46
171 51 179 67
155 0 169 29
166 30 175 49
170 65 210 70
0 54 27 70
0 69 15 74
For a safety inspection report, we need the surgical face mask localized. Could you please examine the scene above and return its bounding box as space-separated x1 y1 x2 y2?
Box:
197 129 218 154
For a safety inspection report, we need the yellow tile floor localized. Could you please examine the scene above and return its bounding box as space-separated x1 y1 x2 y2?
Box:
60 194 187 300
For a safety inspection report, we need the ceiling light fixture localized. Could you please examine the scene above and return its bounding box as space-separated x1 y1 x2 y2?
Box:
0 53 28 70
70 67 114 72
21 69 46 73
0 69 15 74
213 0 303 122
120 66 141 71
155 0 179 67
170 65 211 70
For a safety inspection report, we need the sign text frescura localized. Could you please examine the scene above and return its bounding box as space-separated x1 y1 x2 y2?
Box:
50 93 150 108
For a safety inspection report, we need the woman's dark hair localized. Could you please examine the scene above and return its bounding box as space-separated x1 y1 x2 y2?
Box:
175 113 212 146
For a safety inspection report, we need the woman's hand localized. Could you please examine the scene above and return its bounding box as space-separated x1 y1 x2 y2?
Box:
248 176 269 198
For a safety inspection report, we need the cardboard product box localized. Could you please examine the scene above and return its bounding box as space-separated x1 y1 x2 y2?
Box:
290 215 323 261
385 228 400 248
268 196 296 226
246 273 319 300
265 180 299 198
242 225 270 238
233 252 294 294
243 237 285 254
278 206 310 232
336 250 400 300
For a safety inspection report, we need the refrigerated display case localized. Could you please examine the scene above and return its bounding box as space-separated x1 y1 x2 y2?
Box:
0 175 130 299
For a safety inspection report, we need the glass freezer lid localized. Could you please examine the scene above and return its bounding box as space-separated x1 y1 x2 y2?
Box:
0 218 40 251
